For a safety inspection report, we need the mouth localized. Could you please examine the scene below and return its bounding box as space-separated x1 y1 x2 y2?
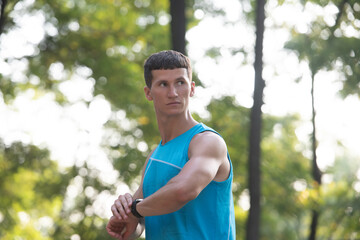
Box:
166 102 181 105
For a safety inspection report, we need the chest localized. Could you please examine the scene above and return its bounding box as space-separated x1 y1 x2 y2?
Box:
143 144 188 198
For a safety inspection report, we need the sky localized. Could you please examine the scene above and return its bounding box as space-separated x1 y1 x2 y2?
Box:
0 0 360 217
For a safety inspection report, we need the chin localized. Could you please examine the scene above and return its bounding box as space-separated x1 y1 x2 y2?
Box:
165 109 185 116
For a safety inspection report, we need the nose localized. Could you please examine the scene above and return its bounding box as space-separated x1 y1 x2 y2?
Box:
168 85 178 98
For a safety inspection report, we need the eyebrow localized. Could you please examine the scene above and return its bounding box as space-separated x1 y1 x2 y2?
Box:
156 76 187 82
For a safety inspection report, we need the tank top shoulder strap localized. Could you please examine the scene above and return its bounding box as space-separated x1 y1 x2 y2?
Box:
183 123 221 159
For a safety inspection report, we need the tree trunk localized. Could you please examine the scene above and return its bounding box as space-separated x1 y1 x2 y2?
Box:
246 0 266 239
169 0 186 54
310 73 322 186
0 0 8 35
308 73 322 240
307 1 346 237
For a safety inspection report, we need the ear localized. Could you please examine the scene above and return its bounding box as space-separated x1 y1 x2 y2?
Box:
144 86 153 101
190 81 195 97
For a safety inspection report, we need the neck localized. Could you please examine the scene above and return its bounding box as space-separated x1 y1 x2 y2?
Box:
156 111 198 144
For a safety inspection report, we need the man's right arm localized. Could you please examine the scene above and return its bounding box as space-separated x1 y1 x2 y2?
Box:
112 149 154 220
108 149 154 239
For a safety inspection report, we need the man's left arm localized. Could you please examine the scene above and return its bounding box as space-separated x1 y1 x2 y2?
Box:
133 131 230 217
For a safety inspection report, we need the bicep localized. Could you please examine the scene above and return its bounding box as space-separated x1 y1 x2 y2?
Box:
176 155 220 191
170 133 226 196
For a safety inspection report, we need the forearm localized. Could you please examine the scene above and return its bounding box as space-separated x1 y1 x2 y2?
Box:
132 187 143 200
136 178 195 217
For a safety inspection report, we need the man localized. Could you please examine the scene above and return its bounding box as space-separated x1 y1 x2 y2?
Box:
107 50 236 240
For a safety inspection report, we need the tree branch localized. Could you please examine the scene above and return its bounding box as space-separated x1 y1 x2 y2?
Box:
330 0 349 35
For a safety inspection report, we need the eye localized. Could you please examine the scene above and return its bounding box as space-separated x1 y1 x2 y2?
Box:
160 82 167 87
177 80 185 85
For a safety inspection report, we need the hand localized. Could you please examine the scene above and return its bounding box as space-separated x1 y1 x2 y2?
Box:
111 193 134 220
106 216 139 240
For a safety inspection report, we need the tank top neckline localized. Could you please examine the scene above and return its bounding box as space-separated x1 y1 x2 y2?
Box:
159 123 202 146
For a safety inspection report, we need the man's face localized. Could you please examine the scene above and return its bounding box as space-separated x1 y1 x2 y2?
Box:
144 68 195 116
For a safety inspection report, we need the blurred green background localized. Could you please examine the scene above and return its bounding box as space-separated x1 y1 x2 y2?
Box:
0 0 359 239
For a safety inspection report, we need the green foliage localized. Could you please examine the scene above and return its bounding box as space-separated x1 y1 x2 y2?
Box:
317 153 360 239
260 115 313 239
285 0 360 98
0 139 72 239
284 0 360 237
0 0 22 33
0 137 125 239
0 0 207 188
235 205 248 240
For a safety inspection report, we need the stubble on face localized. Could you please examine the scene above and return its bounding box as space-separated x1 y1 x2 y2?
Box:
144 68 194 116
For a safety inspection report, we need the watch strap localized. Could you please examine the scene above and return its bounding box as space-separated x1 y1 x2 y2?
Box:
131 199 144 218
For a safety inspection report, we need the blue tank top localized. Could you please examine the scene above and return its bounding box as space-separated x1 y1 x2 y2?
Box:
143 123 236 240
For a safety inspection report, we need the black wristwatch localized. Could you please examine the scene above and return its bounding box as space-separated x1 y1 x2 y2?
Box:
131 199 144 218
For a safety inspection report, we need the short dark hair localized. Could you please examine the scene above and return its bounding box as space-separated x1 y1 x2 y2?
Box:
143 50 192 88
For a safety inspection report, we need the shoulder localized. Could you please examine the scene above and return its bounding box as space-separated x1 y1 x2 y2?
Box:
191 130 225 146
143 148 156 168
188 131 227 158
188 130 231 181
145 148 156 161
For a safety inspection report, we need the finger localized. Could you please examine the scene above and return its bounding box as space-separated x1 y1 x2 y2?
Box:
121 194 132 214
124 193 133 206
115 199 129 219
112 202 127 221
118 195 131 215
106 220 124 240
111 204 122 220
118 194 131 209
